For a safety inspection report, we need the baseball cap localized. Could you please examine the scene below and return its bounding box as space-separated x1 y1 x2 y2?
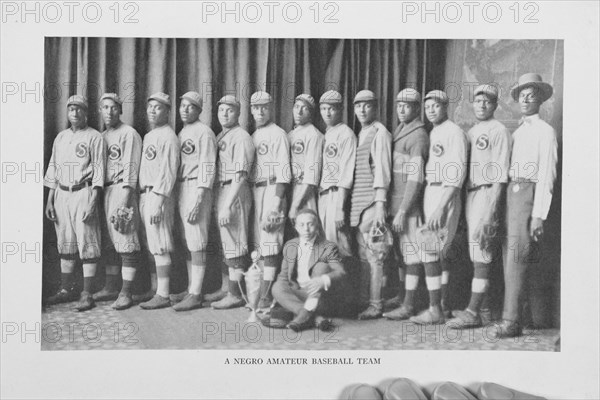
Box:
100 93 123 105
67 95 88 110
180 91 203 109
250 91 273 105
353 90 377 104
217 95 240 109
295 94 315 110
424 90 449 105
148 92 171 108
319 90 343 105
474 84 499 101
396 88 421 103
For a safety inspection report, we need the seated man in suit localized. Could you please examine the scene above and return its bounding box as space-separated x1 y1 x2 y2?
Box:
271 208 348 332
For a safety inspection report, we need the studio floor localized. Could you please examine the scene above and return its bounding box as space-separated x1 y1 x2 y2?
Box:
41 300 560 351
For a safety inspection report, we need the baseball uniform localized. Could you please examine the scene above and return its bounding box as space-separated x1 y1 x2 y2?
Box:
318 122 356 257
288 123 324 212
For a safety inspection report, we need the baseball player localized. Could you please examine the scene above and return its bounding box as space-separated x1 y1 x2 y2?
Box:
168 91 217 311
44 95 105 312
288 94 324 225
208 95 255 310
447 84 511 328
94 93 143 310
249 91 290 309
349 90 392 320
494 73 557 338
408 90 468 325
382 89 430 321
318 90 356 258
137 92 180 310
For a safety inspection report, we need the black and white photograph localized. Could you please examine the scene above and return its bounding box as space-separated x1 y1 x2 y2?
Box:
2 1 598 399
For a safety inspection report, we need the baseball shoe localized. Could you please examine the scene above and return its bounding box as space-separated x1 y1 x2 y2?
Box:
479 308 492 326
315 315 334 332
260 315 289 329
169 290 189 305
111 293 133 310
203 289 227 302
490 319 522 339
357 304 383 320
211 294 245 310
92 288 119 302
383 295 403 311
447 309 481 328
44 289 77 305
172 293 203 312
409 307 445 325
258 296 274 311
132 289 155 304
139 294 171 310
287 309 315 332
383 304 414 320
73 292 95 312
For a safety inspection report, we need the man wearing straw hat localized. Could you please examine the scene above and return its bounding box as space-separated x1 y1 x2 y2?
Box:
494 73 557 338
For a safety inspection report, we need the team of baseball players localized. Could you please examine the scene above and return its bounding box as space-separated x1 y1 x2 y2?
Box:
44 72 557 338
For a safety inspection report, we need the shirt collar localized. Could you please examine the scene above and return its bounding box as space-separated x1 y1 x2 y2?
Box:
299 237 316 248
521 114 541 125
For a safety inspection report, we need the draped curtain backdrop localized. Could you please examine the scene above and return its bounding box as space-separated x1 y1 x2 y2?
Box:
44 38 445 167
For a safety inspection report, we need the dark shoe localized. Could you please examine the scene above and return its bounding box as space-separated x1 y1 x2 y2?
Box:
139 294 171 310
410 307 445 325
211 294 245 310
490 319 522 339
172 293 203 311
203 289 227 302
432 382 477 400
357 304 383 320
477 382 545 400
132 289 155 304
111 293 133 310
287 309 315 332
261 316 289 329
92 288 119 301
73 292 95 312
45 289 77 305
479 308 492 326
169 290 189 305
383 304 414 320
315 315 334 332
258 296 274 311
383 295 403 311
447 309 481 329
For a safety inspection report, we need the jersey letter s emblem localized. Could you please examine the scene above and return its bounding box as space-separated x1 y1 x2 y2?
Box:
292 139 305 154
144 145 157 160
75 142 88 158
476 134 490 150
108 144 122 160
432 142 444 157
182 139 196 155
325 143 338 158
257 141 269 155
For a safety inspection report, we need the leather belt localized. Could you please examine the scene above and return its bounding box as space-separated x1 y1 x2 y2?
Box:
217 180 232 187
104 179 123 187
467 184 492 192
320 186 338 195
426 181 442 186
59 181 91 192
509 178 534 183
139 186 154 194
252 177 277 188
177 177 197 182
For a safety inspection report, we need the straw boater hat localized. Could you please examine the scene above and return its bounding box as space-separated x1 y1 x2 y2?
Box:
510 73 553 103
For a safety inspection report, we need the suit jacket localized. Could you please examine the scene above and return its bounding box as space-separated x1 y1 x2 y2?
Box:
276 236 345 289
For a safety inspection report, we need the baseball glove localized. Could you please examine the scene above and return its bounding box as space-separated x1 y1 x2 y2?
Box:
416 225 448 254
261 210 286 233
366 223 394 263
110 206 134 234
478 219 501 252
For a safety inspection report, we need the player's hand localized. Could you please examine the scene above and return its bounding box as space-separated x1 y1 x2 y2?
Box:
305 276 325 296
374 202 387 227
392 209 406 234
81 201 97 224
288 205 298 226
530 217 544 242
428 206 447 231
218 206 232 227
334 207 345 230
187 203 200 224
45 201 57 222
149 195 164 225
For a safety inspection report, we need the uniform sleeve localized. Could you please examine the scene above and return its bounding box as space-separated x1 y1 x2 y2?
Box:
442 129 468 188
153 134 180 197
532 126 558 220
336 129 357 189
122 129 142 188
232 134 255 175
372 125 392 198
407 131 429 184
274 130 291 184
302 130 324 186
197 129 217 189
90 133 105 189
43 136 59 189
